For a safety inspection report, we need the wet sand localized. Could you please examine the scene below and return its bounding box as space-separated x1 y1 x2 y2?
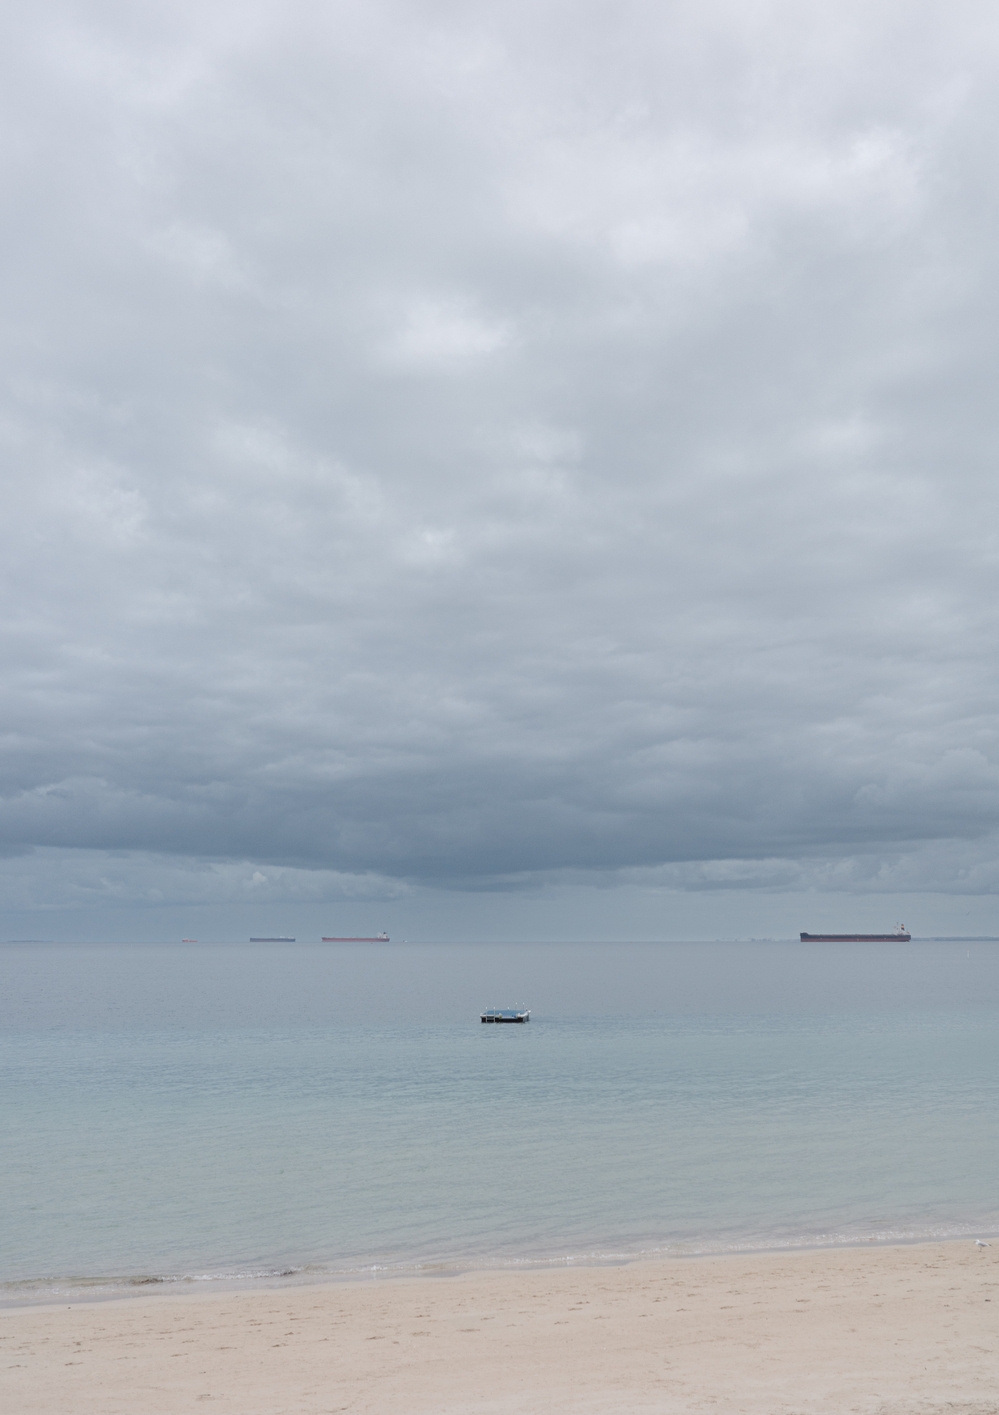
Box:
2 1241 998 1413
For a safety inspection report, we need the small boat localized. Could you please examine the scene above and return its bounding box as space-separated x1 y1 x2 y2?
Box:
322 933 389 942
481 1009 530 1023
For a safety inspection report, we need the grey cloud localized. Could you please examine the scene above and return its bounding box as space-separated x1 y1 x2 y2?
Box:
617 837 999 896
3 0 999 924
0 846 407 913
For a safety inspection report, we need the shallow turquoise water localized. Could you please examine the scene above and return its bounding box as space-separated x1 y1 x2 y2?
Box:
2 941 998 1297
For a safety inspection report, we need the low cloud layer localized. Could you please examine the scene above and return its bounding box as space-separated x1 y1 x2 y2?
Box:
3 0 999 925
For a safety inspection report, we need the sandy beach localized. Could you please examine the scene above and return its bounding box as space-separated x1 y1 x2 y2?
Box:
2 1242 997 1414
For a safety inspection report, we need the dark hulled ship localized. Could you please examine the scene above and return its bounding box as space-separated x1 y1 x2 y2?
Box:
800 925 910 942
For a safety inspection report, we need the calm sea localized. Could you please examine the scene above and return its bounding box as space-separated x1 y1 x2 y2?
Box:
2 940 998 1301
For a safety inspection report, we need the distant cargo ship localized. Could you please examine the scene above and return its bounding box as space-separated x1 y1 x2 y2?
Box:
250 936 295 942
800 925 910 942
322 933 390 942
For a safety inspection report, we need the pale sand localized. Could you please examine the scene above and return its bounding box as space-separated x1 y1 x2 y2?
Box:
2 1243 998 1414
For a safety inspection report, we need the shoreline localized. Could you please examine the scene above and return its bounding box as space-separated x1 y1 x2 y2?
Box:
4 1227 999 1312
3 1240 997 1413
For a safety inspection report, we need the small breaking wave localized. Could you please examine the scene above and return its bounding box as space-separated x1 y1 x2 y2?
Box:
5 1213 999 1308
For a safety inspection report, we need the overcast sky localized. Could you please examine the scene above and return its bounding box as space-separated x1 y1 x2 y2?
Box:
3 0 999 940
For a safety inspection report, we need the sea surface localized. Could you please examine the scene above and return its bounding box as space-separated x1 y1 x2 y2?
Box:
2 940 999 1302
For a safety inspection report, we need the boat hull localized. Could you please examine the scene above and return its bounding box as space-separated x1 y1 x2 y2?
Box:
322 936 389 942
800 933 911 942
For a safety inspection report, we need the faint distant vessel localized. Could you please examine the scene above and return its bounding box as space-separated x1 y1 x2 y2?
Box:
481 1009 530 1023
250 936 295 942
181 939 198 943
800 924 911 942
322 932 390 942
